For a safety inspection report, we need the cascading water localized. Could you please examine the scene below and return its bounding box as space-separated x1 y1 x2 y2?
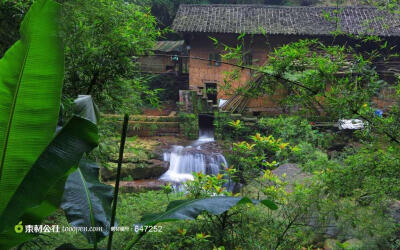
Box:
159 128 228 184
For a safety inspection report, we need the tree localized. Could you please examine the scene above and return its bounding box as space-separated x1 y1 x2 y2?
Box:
213 29 399 144
61 0 161 113
0 0 32 57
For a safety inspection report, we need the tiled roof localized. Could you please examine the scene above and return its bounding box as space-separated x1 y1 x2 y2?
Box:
153 40 185 52
172 4 400 37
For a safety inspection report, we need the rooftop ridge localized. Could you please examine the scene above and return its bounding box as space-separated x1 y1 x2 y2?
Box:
178 4 381 9
172 4 400 37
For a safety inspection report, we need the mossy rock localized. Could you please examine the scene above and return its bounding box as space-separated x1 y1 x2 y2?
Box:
323 238 340 250
117 180 166 193
101 160 168 181
342 239 363 250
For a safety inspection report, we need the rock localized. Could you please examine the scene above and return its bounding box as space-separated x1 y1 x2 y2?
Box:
135 159 169 179
101 160 168 181
116 180 167 193
323 238 340 250
342 238 363 250
388 200 400 223
271 163 311 192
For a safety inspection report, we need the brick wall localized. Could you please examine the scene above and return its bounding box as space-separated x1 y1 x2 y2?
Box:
187 33 399 114
188 33 306 112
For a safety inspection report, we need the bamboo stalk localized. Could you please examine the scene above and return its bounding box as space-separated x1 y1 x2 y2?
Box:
107 114 129 250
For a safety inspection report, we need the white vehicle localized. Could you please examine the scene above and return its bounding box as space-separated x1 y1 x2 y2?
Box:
338 119 365 130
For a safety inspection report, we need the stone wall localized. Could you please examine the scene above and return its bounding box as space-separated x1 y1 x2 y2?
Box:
179 90 215 114
102 114 180 137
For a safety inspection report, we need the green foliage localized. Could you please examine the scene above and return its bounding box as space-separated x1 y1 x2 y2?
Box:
289 142 333 172
0 92 100 249
138 196 274 226
0 116 98 249
61 159 113 245
257 116 332 147
127 196 277 249
217 32 400 144
213 112 232 140
0 0 32 57
0 0 64 207
90 118 120 167
62 0 161 113
228 133 293 184
215 114 335 149
259 39 384 119
321 145 400 200
184 172 232 198
213 114 252 141
26 191 186 249
98 77 161 114
60 95 114 246
179 112 199 139
147 74 181 102
0 0 70 247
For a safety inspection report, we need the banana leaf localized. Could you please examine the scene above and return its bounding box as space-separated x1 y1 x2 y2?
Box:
61 159 114 244
0 0 64 217
0 116 98 249
139 196 277 226
61 94 114 244
73 95 100 124
124 196 277 249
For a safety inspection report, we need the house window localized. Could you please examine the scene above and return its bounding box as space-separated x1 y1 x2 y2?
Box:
205 82 217 104
208 53 221 66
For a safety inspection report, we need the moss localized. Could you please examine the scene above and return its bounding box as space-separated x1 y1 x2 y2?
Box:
214 111 232 140
179 112 199 140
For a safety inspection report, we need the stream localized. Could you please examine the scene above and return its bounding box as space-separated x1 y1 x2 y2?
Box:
159 128 228 184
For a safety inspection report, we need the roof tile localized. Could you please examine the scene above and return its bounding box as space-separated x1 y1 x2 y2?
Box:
172 4 400 37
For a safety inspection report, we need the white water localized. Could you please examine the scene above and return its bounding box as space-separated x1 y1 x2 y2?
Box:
159 129 228 183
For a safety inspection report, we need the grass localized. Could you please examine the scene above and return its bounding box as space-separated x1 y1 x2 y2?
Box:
20 191 187 250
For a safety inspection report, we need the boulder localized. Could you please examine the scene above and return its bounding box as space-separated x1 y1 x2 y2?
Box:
101 159 168 181
323 238 340 250
342 238 363 250
271 163 311 192
136 159 169 179
388 200 400 223
118 180 167 193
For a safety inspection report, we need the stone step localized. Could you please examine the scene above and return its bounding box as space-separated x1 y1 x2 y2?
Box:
231 114 242 119
107 180 167 193
243 117 257 122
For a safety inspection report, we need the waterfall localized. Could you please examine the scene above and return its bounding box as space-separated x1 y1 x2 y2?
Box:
159 129 228 183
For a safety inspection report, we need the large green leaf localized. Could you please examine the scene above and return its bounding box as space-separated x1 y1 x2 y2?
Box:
124 196 277 249
139 196 277 226
73 95 100 124
0 116 98 249
60 95 112 245
0 0 64 216
61 159 114 244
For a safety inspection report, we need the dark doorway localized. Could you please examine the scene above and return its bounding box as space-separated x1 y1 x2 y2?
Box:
205 83 217 104
198 113 214 138
199 114 214 130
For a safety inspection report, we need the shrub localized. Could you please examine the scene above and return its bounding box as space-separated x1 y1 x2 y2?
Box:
227 133 293 184
214 114 252 141
289 142 335 172
179 112 199 139
321 146 400 200
257 116 320 144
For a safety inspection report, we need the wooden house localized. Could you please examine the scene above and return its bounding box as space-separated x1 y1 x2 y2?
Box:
172 4 400 114
139 40 188 75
